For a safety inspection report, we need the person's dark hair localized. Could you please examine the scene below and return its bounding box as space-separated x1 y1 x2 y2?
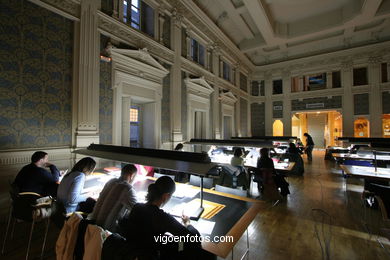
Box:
31 151 48 163
260 148 269 158
233 148 243 157
303 133 309 137
121 164 137 176
174 143 184 151
71 157 96 175
288 143 299 154
146 176 176 203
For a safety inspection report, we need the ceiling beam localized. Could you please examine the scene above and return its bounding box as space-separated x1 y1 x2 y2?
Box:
215 0 254 39
242 0 276 45
240 0 388 53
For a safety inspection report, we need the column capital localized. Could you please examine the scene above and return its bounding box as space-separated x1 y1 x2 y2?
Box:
341 60 353 72
172 9 183 28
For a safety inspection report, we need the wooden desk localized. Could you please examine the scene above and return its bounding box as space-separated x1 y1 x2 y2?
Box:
84 174 265 258
339 165 390 181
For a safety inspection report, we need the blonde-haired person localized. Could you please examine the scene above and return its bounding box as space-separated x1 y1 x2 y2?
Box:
57 157 96 214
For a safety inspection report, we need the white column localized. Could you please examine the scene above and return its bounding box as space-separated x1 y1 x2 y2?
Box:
186 31 191 60
170 11 183 142
206 47 211 71
112 84 122 145
264 73 273 136
219 60 223 78
341 61 354 137
121 97 131 146
212 47 221 138
75 0 100 147
158 11 165 43
298 75 303 92
112 0 119 19
235 96 241 137
282 70 291 136
326 71 332 89
369 56 382 137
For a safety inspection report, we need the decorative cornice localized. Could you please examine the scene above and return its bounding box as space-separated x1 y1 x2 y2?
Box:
97 11 174 64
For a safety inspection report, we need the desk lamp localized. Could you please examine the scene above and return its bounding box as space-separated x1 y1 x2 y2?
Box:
189 175 205 220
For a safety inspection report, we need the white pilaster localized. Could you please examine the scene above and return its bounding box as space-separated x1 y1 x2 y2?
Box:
121 97 131 146
158 10 165 43
75 0 100 147
341 61 354 137
264 74 273 136
282 70 292 136
212 46 221 138
369 56 382 137
170 11 183 142
326 71 332 89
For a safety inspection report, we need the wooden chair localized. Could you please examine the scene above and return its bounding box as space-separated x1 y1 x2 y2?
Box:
2 183 52 260
259 168 282 203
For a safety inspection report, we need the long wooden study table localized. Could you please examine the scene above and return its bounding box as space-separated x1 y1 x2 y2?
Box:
82 172 265 258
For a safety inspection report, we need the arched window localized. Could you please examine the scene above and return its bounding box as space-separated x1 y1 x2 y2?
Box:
273 120 283 136
354 117 370 137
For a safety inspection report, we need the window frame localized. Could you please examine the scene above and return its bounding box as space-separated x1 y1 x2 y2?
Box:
122 0 156 38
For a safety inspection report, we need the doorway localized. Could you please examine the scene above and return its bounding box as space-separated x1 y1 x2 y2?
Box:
130 106 141 147
273 120 283 136
292 111 342 148
194 111 206 139
223 116 232 139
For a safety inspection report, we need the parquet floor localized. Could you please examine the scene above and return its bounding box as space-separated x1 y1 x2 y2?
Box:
1 151 389 259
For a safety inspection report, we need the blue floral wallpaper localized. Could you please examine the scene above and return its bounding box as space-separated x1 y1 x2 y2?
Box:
99 60 113 144
0 0 73 149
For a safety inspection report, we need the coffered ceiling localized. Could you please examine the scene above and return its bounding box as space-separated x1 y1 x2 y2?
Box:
194 0 390 66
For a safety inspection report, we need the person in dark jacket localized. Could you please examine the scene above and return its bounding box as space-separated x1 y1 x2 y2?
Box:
14 151 60 197
119 176 215 260
286 143 304 175
256 148 290 197
303 133 315 161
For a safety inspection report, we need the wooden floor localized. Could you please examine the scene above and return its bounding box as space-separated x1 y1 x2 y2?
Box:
1 151 390 259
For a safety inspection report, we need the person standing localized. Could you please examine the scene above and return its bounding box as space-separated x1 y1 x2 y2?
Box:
14 151 60 197
303 133 315 162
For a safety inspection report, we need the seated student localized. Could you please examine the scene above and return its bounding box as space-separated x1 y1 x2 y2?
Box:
14 151 60 197
119 176 214 260
57 157 96 214
256 148 290 197
91 164 137 232
285 143 304 175
230 148 249 190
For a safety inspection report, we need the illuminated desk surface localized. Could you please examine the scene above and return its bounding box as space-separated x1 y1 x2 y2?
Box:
339 165 390 180
83 173 265 258
332 153 390 161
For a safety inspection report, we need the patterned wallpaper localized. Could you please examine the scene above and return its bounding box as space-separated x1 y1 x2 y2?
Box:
161 63 171 143
383 92 390 114
99 60 113 144
240 98 248 135
251 103 265 136
273 101 283 118
354 93 369 115
0 0 73 149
